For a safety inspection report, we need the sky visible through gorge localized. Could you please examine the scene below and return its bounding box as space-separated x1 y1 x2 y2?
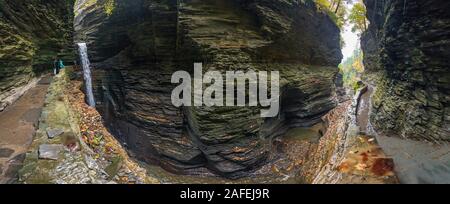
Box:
341 2 360 62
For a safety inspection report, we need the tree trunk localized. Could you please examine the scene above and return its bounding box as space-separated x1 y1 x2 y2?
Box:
363 18 367 31
334 0 341 13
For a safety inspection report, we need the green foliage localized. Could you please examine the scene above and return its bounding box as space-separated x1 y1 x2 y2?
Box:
348 2 368 35
104 0 115 16
75 0 115 16
339 48 365 90
313 0 357 47
314 0 348 30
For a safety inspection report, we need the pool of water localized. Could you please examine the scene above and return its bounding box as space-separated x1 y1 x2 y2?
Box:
284 123 325 143
142 122 326 184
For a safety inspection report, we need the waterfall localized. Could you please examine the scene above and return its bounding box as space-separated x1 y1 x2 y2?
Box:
77 43 96 107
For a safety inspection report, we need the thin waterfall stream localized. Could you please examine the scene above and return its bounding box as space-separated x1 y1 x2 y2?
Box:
77 42 96 107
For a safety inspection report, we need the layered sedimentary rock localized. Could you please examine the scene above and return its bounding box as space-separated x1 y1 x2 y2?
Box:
75 0 342 177
362 0 450 142
0 0 75 111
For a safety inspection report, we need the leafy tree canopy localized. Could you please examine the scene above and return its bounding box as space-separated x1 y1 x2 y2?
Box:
348 2 368 36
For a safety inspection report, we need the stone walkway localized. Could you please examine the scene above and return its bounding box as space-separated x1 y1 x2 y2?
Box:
356 86 372 133
0 76 52 183
376 135 450 184
18 69 152 184
359 85 450 184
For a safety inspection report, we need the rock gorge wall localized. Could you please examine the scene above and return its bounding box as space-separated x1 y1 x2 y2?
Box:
75 0 343 177
362 0 450 142
0 0 75 111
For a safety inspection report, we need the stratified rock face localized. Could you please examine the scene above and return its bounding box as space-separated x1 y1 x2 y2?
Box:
362 0 450 141
75 0 342 177
0 0 75 111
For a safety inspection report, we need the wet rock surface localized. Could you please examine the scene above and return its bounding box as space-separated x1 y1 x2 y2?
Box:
362 0 450 142
74 0 342 178
0 76 52 183
354 83 450 184
376 135 450 184
309 86 398 184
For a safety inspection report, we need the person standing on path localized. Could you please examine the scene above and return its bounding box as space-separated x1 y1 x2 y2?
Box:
53 58 58 75
55 58 65 75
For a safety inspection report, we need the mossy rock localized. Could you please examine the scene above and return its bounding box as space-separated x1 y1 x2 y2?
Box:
105 156 123 179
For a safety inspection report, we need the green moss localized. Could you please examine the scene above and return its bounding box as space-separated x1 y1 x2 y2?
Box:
104 0 116 15
19 152 59 184
23 160 58 184
105 156 123 179
352 81 362 92
75 0 115 16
